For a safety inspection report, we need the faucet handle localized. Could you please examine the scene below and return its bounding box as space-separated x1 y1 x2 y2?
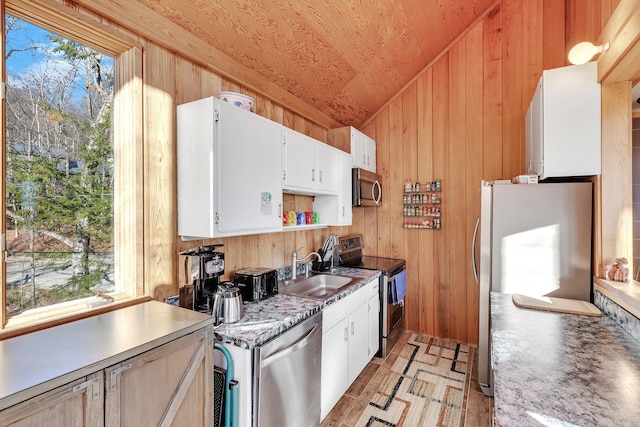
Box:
293 246 305 255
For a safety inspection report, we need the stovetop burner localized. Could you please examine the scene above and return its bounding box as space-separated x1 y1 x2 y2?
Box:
338 234 405 275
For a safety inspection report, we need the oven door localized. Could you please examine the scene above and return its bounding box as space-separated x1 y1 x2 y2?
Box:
385 275 405 335
381 268 406 354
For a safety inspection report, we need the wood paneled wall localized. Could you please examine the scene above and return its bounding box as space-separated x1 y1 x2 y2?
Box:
356 0 618 344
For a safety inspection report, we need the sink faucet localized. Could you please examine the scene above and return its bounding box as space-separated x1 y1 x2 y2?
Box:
291 247 321 279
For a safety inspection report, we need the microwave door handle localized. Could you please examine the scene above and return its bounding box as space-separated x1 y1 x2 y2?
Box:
372 180 382 204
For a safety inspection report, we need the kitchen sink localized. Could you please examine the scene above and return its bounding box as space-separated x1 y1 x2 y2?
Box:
280 274 357 300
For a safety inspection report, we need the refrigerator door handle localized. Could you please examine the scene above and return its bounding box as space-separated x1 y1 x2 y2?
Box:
472 216 480 286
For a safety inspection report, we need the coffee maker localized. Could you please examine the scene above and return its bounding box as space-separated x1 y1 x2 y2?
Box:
179 244 225 313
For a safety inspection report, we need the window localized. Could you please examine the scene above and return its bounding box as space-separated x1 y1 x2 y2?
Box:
2 1 144 335
5 15 115 319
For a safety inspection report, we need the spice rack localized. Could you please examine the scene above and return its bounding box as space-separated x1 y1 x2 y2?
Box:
403 179 442 229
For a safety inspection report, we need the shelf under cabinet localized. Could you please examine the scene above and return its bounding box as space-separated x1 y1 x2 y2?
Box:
282 223 328 232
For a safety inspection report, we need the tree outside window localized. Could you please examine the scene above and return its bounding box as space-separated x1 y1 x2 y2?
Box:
4 15 115 318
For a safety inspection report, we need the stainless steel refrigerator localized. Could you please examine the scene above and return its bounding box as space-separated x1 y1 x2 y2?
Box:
473 180 593 397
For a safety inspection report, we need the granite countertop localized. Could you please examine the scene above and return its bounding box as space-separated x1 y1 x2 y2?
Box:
0 301 214 411
214 267 380 349
491 292 640 427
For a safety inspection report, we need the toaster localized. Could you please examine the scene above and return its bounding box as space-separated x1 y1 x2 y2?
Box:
233 268 278 302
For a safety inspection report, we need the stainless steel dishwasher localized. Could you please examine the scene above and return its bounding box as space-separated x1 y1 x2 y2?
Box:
253 311 322 427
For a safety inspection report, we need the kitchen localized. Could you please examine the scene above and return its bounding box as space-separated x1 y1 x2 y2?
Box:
1 0 640 426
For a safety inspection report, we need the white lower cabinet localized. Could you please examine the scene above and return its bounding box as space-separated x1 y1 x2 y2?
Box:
321 280 378 420
320 316 350 420
368 280 380 358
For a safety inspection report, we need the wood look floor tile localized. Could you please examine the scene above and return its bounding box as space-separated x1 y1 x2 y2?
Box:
345 363 378 397
320 395 355 427
320 331 493 427
464 391 493 427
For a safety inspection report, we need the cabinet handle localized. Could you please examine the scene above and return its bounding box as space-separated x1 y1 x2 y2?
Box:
351 322 354 336
344 327 348 341
278 203 282 218
319 170 323 183
312 168 315 182
362 154 366 164
342 206 345 217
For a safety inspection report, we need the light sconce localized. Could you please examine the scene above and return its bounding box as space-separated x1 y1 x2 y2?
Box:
568 41 610 65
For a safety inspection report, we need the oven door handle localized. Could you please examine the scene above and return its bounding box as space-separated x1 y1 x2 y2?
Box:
261 322 321 368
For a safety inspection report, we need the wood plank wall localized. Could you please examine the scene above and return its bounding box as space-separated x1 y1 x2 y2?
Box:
44 0 617 344
356 0 618 344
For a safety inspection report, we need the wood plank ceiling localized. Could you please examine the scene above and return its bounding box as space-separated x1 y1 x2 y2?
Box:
89 0 497 127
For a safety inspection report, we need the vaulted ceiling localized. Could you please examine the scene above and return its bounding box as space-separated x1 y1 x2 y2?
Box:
80 0 498 127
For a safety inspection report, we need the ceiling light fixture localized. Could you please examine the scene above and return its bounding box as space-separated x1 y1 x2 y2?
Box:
568 41 610 65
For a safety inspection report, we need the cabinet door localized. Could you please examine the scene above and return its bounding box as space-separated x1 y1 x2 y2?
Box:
368 293 380 358
216 101 283 234
339 151 352 224
321 317 349 420
0 373 103 427
348 300 370 384
105 327 214 427
541 62 601 178
177 97 217 239
350 128 367 170
282 128 317 193
316 143 341 194
364 135 376 173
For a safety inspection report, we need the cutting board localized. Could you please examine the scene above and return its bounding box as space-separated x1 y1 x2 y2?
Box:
512 294 602 316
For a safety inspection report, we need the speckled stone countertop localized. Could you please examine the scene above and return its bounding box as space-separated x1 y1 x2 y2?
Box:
491 292 640 427
214 267 380 350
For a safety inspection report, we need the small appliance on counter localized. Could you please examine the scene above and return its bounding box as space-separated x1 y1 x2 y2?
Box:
179 244 225 314
212 282 244 325
233 268 278 302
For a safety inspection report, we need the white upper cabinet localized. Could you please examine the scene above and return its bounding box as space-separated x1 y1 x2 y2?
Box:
282 128 340 195
314 151 352 226
316 142 341 194
327 126 376 173
525 61 601 180
177 97 283 239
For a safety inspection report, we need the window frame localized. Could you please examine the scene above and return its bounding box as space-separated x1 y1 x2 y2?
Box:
0 0 146 339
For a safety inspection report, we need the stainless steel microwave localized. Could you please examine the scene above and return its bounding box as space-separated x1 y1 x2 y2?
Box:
352 168 382 207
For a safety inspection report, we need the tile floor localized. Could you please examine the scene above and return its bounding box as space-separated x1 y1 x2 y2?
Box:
320 331 494 427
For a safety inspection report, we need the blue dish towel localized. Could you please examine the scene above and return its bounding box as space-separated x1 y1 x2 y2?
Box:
390 270 407 304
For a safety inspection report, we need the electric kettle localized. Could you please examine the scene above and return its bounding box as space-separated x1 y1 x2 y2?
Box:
212 281 244 325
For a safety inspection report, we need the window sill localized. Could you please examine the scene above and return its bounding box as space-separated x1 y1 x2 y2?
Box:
593 277 640 319
1 294 152 341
